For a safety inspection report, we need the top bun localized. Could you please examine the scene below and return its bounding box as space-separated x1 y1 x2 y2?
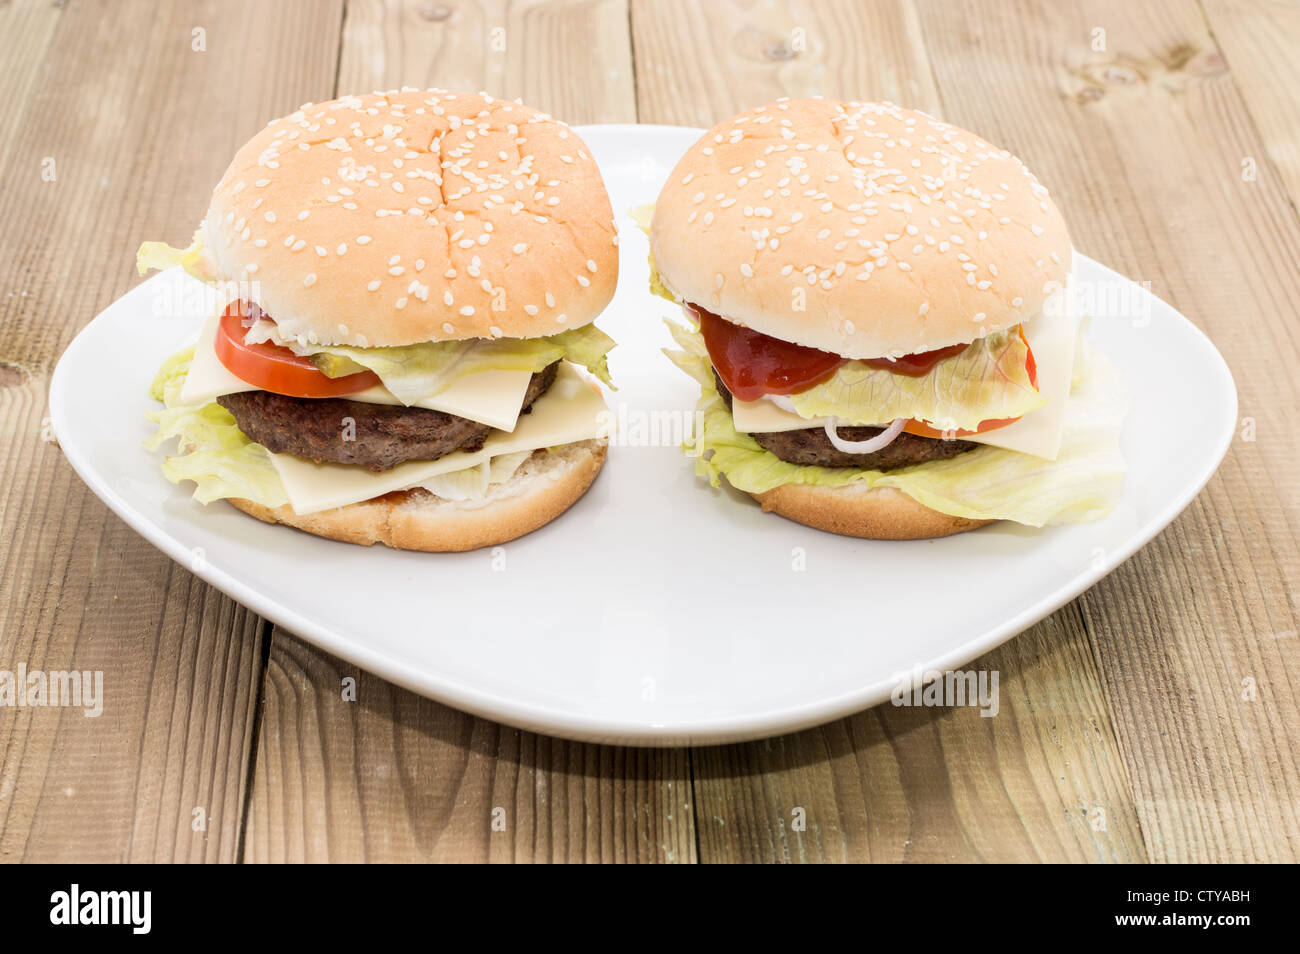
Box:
650 99 1070 359
198 89 618 347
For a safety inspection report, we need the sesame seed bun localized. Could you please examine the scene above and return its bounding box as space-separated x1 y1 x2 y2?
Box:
226 439 607 552
649 99 1070 358
751 483 992 540
198 89 618 347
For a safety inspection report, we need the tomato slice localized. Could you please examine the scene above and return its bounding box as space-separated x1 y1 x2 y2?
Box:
690 302 844 401
214 301 381 398
1020 324 1038 388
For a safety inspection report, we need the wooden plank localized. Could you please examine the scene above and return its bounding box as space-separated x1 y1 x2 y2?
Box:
337 0 636 123
631 0 940 126
0 0 61 175
1200 0 1300 204
695 616 1145 863
244 635 695 862
0 0 343 862
913 0 1300 862
630 0 1147 863
242 0 696 863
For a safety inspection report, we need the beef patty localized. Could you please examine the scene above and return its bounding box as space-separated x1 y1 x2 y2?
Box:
714 371 978 471
218 361 559 472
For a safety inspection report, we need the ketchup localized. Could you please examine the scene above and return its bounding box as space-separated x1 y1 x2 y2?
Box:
690 303 844 401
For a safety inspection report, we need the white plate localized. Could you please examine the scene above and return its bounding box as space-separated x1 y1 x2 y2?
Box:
49 125 1236 745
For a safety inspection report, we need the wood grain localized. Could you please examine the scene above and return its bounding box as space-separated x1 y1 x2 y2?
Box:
631 0 940 126
244 635 695 862
1200 0 1300 205
695 616 1146 863
338 0 636 124
0 0 343 862
631 0 1150 863
912 0 1300 862
241 0 696 863
0 0 61 177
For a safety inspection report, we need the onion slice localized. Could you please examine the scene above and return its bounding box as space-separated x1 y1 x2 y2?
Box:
822 416 907 454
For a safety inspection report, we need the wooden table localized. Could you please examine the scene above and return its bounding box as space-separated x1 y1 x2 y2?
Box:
1 0 1296 864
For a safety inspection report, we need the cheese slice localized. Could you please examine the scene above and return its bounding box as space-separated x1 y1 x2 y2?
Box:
728 301 1077 461
179 314 534 431
731 397 830 434
267 363 608 514
977 292 1076 459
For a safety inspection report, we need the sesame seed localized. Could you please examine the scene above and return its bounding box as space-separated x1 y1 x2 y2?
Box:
367 280 381 291
303 273 317 287
460 305 474 316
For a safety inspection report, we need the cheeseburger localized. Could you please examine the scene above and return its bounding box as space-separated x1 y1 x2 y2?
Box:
652 99 1124 539
141 90 618 551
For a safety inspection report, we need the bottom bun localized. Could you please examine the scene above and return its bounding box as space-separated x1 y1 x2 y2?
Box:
229 439 607 552
750 482 993 540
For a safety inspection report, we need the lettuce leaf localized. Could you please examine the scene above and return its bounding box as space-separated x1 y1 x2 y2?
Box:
787 327 1044 430
665 320 1126 527
630 203 678 305
418 461 491 501
647 254 677 305
415 449 534 501
137 232 211 283
488 449 534 483
147 349 550 511
246 320 617 404
145 347 289 508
